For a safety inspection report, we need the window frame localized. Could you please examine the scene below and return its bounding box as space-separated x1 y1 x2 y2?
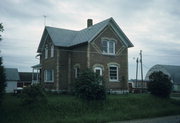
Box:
45 45 48 59
74 67 80 78
44 70 54 82
102 40 115 55
50 45 54 57
109 64 119 82
94 67 102 76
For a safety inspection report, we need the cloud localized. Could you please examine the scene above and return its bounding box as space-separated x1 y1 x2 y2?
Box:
0 0 180 79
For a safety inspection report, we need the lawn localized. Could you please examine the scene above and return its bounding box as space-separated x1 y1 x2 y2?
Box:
0 94 180 123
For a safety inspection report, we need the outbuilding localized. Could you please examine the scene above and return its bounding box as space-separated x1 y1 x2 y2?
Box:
5 68 20 93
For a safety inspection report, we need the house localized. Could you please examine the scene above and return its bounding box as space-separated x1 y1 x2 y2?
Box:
34 17 134 92
18 72 33 87
145 64 180 92
5 68 20 93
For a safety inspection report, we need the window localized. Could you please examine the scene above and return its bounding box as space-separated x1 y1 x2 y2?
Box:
94 67 102 76
45 45 48 59
109 65 118 81
102 40 115 55
74 67 80 78
44 70 54 82
51 45 54 57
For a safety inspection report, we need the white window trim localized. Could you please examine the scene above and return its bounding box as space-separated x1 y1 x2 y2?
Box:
50 45 54 57
102 40 115 55
94 67 102 76
45 45 48 59
44 70 54 82
109 65 119 82
74 67 80 78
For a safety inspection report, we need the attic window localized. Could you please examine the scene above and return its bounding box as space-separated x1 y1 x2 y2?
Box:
45 45 48 59
51 45 54 57
102 39 115 55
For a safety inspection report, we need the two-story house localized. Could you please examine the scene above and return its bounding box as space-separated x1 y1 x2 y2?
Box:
33 17 134 92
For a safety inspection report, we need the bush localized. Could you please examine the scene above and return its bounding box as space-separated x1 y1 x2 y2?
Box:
21 84 47 105
74 69 106 101
148 71 172 98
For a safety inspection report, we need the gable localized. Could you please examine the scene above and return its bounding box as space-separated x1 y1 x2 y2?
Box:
90 25 126 55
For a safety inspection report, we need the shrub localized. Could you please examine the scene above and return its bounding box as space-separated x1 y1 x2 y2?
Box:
74 69 106 101
21 84 47 105
148 71 172 98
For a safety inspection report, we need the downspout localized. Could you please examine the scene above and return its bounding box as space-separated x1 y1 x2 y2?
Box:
68 51 72 90
87 43 90 68
56 48 60 91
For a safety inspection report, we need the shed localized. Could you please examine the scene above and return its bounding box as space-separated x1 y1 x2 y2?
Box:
5 68 20 93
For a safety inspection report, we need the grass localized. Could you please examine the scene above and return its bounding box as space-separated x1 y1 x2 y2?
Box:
0 94 180 123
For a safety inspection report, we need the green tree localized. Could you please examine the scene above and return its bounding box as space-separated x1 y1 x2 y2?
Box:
0 23 6 105
148 71 172 98
0 23 4 41
74 69 106 101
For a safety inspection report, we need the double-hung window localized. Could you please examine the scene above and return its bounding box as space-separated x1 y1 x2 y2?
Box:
44 70 54 82
51 45 54 57
102 40 115 55
74 67 80 78
45 45 48 59
109 65 118 81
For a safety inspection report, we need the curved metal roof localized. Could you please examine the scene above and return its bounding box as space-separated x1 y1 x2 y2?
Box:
145 64 180 84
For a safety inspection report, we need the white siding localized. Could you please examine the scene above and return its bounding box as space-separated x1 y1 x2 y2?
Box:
5 81 17 93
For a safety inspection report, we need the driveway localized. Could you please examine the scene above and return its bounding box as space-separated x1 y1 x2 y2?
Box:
110 115 180 123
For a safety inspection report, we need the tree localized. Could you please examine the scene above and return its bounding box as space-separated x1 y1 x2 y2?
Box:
0 23 6 105
74 69 106 101
0 57 6 105
0 23 4 41
148 71 172 98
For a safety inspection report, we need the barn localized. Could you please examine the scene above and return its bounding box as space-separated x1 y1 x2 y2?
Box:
145 64 180 92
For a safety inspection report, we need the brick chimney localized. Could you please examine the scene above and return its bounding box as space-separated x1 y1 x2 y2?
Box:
87 19 93 27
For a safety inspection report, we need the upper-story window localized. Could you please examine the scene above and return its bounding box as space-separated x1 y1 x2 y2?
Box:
102 39 115 55
51 45 54 57
45 45 48 59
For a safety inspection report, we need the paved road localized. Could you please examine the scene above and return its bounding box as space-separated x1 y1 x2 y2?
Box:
110 115 180 123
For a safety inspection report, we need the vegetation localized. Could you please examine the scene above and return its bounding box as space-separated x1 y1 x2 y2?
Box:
0 94 180 123
0 23 4 41
21 84 47 105
0 57 6 105
0 23 6 105
148 71 172 98
74 69 106 101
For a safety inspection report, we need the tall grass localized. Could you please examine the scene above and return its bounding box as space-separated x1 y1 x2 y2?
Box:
0 94 180 123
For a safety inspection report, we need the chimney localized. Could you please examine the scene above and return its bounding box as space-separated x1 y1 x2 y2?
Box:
87 19 93 27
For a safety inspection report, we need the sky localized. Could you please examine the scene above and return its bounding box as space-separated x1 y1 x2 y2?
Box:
0 0 180 79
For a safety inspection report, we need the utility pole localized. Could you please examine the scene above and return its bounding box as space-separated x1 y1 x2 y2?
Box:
139 50 143 93
135 57 139 89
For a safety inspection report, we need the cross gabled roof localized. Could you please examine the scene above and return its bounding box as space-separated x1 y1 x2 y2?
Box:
37 17 133 52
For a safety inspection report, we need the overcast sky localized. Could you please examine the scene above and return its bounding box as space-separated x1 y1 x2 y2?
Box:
0 0 180 79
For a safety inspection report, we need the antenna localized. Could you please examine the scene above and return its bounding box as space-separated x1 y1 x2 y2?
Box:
43 15 47 26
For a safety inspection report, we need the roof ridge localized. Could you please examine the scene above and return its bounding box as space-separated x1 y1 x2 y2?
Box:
46 26 78 32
